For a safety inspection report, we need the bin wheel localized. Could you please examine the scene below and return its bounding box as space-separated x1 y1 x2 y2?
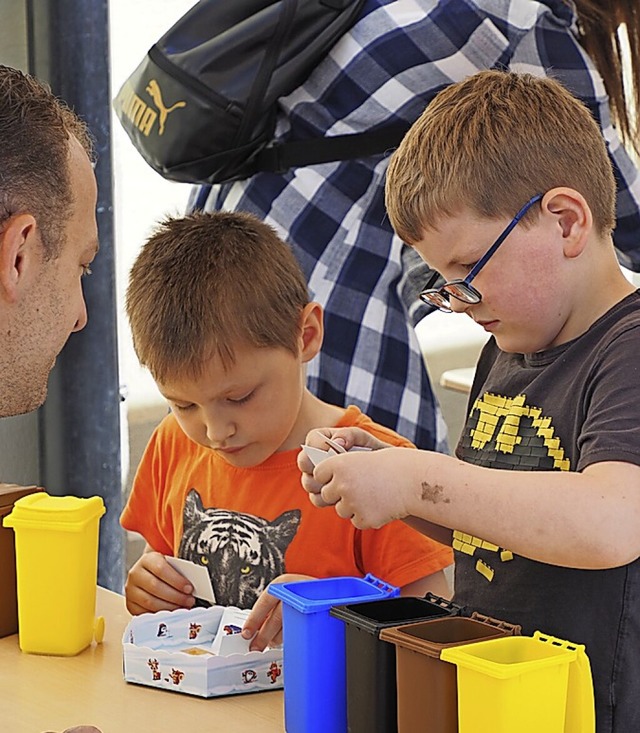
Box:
94 616 105 644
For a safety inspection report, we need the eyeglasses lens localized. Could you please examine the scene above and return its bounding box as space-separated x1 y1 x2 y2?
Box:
422 290 452 311
444 282 480 304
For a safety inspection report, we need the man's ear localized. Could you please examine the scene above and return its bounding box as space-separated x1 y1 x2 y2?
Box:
299 302 324 363
0 214 39 303
541 188 592 258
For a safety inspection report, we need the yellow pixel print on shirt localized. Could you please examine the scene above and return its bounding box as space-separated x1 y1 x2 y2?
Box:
469 393 570 470
455 391 571 581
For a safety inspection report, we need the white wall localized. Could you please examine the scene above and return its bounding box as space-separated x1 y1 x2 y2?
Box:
110 0 195 411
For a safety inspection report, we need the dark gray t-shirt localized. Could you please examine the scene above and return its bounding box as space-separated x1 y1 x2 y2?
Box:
453 290 640 733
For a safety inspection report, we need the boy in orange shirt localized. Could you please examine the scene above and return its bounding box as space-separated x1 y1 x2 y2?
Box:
121 210 452 649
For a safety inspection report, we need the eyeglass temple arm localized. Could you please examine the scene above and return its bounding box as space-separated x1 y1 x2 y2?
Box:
465 194 543 282
422 269 443 291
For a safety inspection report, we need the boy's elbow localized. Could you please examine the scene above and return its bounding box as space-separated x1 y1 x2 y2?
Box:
590 532 640 569
608 542 640 569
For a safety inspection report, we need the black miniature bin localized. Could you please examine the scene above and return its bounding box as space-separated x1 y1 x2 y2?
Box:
330 592 461 733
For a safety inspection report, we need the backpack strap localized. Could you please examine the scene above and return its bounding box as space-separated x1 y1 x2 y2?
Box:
253 122 412 174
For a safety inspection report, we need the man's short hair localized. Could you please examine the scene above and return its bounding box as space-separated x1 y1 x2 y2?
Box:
126 211 310 383
385 70 616 243
0 65 94 259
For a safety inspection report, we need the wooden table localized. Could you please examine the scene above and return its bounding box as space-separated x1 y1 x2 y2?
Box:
0 587 284 733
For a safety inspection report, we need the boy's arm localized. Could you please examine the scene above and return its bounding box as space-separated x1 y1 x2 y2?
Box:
404 515 453 546
241 574 316 652
406 453 640 570
302 441 640 570
401 569 452 600
125 542 196 616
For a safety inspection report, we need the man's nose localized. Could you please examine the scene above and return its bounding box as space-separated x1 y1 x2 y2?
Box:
72 297 89 332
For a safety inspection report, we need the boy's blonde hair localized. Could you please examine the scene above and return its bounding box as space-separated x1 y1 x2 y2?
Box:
385 70 616 244
126 211 310 382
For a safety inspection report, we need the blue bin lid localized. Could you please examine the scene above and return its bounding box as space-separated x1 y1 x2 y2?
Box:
269 573 399 614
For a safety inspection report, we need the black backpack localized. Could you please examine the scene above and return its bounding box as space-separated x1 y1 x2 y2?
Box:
113 0 410 185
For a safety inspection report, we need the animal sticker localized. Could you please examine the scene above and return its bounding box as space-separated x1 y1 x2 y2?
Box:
242 669 258 684
267 661 282 685
147 658 161 681
166 668 185 686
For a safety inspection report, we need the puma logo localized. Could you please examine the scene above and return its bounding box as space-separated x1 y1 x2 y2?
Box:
145 79 186 135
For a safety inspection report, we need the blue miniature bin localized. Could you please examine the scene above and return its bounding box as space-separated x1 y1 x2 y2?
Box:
269 573 399 733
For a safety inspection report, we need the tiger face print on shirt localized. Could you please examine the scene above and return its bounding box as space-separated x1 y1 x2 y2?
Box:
178 488 301 608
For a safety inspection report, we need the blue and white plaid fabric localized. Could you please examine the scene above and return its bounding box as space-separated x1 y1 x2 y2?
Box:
190 0 640 451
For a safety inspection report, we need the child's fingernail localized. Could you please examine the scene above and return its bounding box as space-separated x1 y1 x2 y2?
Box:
241 628 253 639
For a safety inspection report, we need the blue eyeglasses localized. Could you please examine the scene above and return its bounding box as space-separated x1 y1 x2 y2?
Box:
420 194 543 312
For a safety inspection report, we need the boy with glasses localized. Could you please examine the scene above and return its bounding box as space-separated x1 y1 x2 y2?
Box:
300 70 640 731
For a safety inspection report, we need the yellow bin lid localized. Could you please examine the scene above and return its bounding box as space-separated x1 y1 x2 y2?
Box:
3 493 105 531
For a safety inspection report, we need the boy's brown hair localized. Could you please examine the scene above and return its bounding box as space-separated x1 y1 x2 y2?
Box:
385 70 616 244
0 65 94 260
126 211 310 383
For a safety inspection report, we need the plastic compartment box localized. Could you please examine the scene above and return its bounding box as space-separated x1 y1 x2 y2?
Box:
123 605 284 697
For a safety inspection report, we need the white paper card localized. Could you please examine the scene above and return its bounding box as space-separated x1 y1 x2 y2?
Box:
301 444 372 466
211 607 252 655
165 555 216 604
301 444 334 466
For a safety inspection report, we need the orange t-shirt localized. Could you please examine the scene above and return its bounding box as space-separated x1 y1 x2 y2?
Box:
121 405 452 608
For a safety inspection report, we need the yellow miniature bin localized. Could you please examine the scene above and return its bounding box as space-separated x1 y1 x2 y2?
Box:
3 493 106 656
440 631 595 733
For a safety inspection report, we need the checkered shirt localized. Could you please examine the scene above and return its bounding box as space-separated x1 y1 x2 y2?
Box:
190 0 640 451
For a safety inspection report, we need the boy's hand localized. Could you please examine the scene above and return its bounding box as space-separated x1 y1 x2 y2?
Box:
301 445 418 529
124 550 196 615
298 427 392 502
241 574 315 651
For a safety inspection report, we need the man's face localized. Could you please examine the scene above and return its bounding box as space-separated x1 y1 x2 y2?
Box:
0 136 99 417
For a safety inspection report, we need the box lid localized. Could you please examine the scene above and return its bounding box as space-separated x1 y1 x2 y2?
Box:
0 484 42 510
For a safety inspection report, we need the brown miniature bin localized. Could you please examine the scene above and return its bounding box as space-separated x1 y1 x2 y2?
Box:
0 484 43 637
379 612 521 733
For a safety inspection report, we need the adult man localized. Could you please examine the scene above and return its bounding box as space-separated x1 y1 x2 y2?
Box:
1 64 102 733
0 64 99 418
